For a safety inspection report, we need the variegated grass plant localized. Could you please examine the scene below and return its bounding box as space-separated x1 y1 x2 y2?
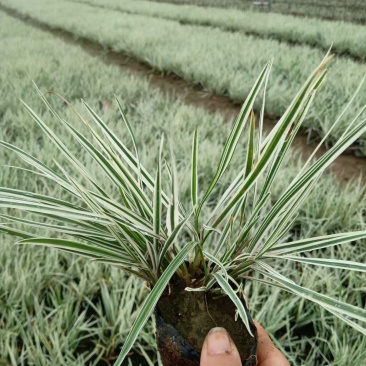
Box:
1 54 366 365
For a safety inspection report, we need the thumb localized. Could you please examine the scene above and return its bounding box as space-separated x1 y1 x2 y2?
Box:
200 327 242 366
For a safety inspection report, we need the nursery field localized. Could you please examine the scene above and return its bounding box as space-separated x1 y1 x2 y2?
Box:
1 0 366 157
143 0 366 24
0 1 366 366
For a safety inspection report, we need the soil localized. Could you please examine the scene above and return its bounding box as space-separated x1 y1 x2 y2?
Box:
1 3 366 185
156 275 257 366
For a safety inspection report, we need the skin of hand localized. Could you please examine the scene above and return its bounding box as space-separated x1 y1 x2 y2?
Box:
200 321 290 366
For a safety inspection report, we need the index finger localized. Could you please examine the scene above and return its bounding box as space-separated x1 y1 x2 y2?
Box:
254 321 290 366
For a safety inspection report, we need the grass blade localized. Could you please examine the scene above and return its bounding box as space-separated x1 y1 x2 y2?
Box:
270 231 366 255
18 237 131 262
115 96 143 188
213 273 254 337
276 256 366 272
191 129 198 212
194 62 270 228
158 213 192 269
256 262 366 323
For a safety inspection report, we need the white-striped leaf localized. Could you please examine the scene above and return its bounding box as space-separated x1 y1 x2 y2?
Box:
256 262 366 323
18 237 130 262
195 62 271 227
270 231 366 255
191 129 198 213
213 273 254 337
276 256 366 272
203 251 229 281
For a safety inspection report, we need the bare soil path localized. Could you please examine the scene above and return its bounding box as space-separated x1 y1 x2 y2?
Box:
1 3 366 184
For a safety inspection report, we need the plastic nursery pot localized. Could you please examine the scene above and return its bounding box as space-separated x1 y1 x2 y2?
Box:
155 274 258 366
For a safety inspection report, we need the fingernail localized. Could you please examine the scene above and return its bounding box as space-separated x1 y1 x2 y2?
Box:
206 327 232 355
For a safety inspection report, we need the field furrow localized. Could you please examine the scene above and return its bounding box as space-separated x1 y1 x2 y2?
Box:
1 0 366 155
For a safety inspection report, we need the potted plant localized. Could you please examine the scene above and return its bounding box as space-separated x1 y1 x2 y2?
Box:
1 54 366 365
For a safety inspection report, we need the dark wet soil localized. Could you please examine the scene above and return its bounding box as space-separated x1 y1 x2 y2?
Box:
156 276 257 366
1 3 366 184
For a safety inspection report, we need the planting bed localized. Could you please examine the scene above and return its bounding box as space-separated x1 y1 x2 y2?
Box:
1 0 366 155
0 4 366 366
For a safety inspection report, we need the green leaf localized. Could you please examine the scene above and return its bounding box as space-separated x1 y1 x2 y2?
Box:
195 62 271 228
83 100 173 210
250 113 366 257
256 262 366 323
0 213 113 241
270 231 366 255
115 97 143 189
276 256 366 272
61 118 153 218
204 251 229 281
0 140 76 195
213 273 254 337
169 141 180 233
0 197 110 224
151 136 164 273
0 224 36 239
18 237 130 262
208 67 328 233
159 213 192 269
191 129 198 212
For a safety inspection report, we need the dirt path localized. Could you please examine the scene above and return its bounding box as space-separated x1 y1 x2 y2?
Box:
1 3 366 184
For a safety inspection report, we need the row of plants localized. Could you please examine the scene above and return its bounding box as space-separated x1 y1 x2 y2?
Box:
284 0 364 4
142 0 366 24
1 7 366 366
2 0 366 155
139 0 366 8
271 2 366 24
71 0 366 60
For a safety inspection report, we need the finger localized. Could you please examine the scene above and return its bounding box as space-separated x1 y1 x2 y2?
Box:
254 321 290 366
200 327 242 366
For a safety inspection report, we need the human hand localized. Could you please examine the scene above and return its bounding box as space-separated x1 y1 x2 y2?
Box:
200 321 290 366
